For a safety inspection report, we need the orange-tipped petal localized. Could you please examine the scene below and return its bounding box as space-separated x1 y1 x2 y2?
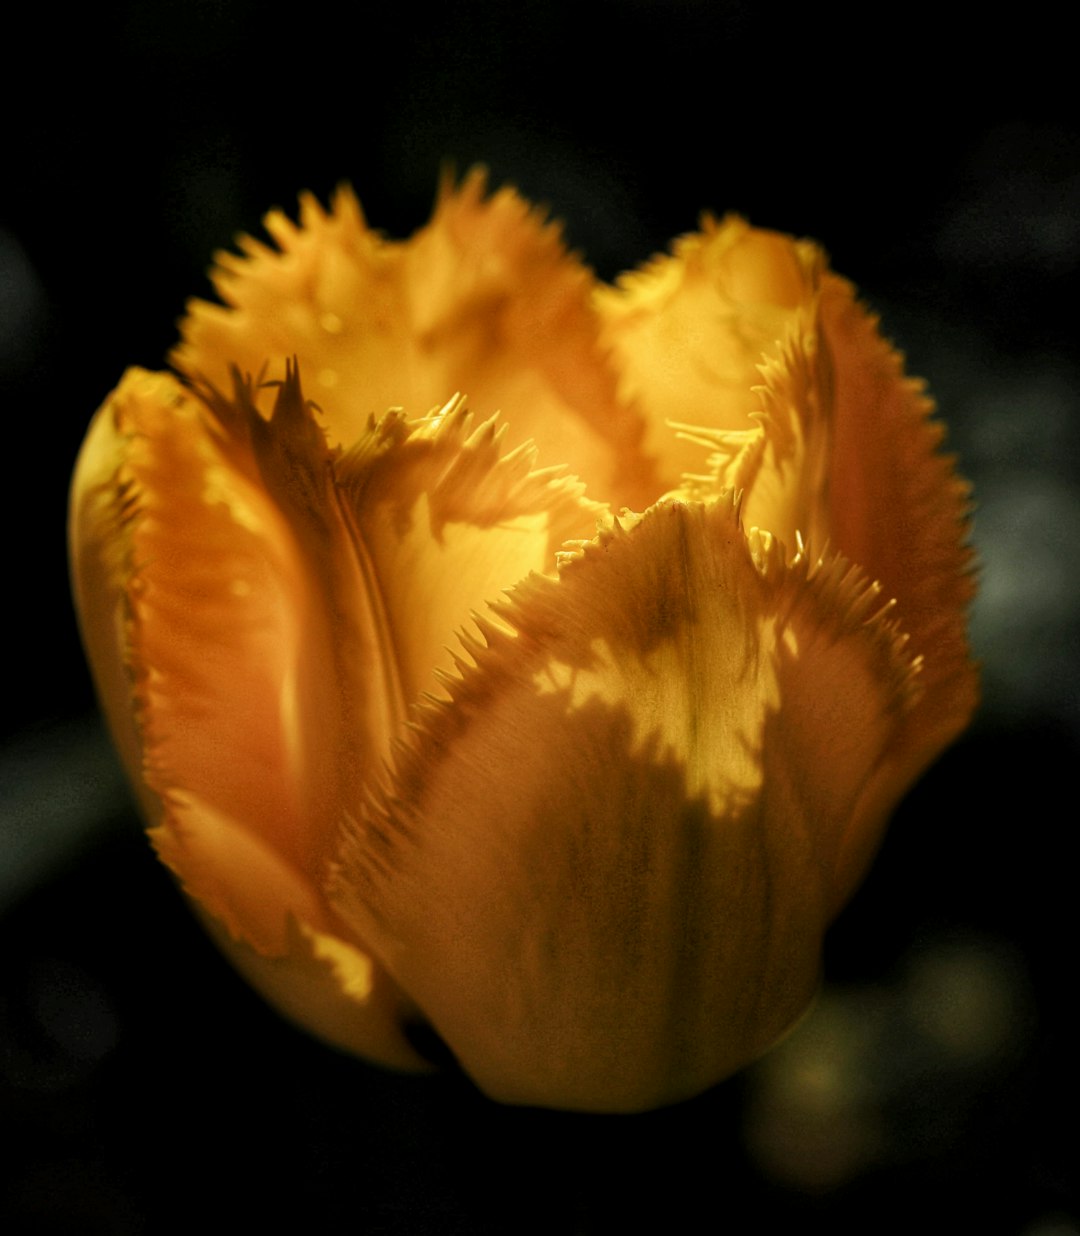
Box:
330 497 920 1112
172 170 658 510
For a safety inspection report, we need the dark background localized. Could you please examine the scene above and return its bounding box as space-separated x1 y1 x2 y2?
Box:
2 3 1078 1231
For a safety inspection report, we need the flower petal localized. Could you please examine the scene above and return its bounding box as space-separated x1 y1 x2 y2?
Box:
330 497 919 1111
602 233 977 904
192 903 431 1072
674 306 832 560
146 787 429 1068
81 367 402 875
69 367 428 1069
815 277 978 900
595 215 821 489
333 392 603 706
172 170 658 510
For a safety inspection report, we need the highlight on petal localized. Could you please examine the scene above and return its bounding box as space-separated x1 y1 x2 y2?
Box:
595 215 822 488
69 376 154 828
172 169 659 510
191 907 430 1073
333 392 603 707
330 496 921 1111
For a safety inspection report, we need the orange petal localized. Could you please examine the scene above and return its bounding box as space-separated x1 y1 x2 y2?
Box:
330 497 919 1112
84 367 403 877
192 904 432 1072
817 277 978 900
172 170 659 510
623 246 978 905
596 215 821 489
147 787 429 1071
69 367 428 1070
69 376 151 827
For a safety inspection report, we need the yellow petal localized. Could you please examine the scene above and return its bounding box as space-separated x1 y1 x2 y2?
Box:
172 170 659 510
595 215 821 489
330 497 919 1112
69 366 427 1069
334 392 603 706
674 306 832 560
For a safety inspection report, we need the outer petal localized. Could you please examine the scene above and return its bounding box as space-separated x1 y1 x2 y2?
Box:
330 497 919 1112
69 367 427 1070
602 223 977 906
817 277 977 901
172 170 659 510
686 280 978 902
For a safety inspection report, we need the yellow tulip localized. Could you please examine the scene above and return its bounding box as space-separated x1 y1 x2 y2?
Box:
69 171 976 1112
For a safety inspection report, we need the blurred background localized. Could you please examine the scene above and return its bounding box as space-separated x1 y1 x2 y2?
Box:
2 2 1077 1231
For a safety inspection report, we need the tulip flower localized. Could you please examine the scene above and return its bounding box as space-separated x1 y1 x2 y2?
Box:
69 171 976 1112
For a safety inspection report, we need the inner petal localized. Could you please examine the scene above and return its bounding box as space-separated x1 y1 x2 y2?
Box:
595 215 822 490
172 172 659 511
676 314 834 563
333 393 604 708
